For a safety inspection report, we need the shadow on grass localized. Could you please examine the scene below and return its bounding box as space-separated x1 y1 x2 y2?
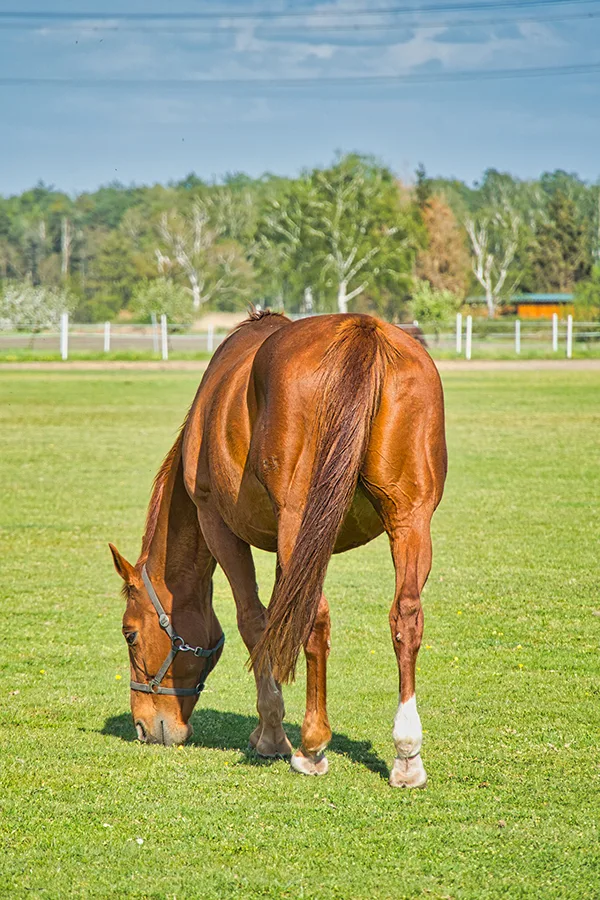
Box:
101 707 389 779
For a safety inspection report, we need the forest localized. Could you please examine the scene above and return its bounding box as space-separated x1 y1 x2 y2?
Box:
1 153 600 329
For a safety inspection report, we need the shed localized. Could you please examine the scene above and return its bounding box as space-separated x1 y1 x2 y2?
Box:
512 293 574 319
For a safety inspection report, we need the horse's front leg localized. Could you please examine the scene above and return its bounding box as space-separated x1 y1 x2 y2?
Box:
290 593 332 776
196 501 292 758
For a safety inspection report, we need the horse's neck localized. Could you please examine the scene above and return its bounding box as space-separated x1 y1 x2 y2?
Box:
143 442 205 606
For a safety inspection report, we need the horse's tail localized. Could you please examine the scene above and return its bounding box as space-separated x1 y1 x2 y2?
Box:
251 316 400 684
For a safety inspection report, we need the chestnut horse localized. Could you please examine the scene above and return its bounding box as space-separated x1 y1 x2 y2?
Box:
110 311 446 787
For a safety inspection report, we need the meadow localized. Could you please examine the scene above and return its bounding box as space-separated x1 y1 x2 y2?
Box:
0 368 598 899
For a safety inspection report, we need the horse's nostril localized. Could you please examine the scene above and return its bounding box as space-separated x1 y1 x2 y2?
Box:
135 721 147 742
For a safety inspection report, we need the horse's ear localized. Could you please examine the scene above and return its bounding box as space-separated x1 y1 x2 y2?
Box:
109 543 138 585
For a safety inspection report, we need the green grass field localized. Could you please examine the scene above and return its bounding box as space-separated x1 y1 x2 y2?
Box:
1 370 599 899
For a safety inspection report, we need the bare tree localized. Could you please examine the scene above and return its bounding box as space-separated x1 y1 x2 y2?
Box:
157 201 251 311
465 208 520 318
61 217 72 278
309 169 400 313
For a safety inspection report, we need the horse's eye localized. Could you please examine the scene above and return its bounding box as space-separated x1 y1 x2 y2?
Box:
125 631 138 646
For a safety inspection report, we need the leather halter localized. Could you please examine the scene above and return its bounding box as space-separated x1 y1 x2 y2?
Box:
129 564 225 698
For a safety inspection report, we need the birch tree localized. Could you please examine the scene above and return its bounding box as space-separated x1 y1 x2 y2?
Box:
255 155 419 314
309 161 403 313
465 207 521 318
157 201 252 311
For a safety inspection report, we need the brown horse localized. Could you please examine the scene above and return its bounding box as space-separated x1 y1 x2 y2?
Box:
110 311 446 787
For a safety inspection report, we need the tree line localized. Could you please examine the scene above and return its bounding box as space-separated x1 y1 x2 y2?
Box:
1 154 599 329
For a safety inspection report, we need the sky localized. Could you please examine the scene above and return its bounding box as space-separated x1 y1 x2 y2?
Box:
1 0 600 195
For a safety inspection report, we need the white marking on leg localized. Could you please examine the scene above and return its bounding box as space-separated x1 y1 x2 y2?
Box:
392 694 422 759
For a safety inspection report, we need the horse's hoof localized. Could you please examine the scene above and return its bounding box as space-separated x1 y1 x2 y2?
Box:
290 749 329 776
248 725 262 750
389 754 427 789
253 730 293 759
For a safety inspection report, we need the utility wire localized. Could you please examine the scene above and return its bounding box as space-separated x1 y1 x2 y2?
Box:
2 8 600 32
1 0 599 23
1 61 600 87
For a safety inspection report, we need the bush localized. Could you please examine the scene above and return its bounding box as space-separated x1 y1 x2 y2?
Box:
0 281 75 331
410 281 461 334
574 266 600 321
129 278 193 325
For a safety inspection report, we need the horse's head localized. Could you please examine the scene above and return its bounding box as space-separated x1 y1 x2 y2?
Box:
109 543 224 746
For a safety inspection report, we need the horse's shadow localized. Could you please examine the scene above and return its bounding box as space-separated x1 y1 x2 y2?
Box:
101 707 389 779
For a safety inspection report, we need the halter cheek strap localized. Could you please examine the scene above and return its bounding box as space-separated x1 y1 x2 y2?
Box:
129 564 225 698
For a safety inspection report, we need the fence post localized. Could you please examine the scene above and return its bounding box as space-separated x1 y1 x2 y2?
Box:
207 324 214 353
465 314 472 361
456 312 462 354
60 312 69 360
160 314 168 361
552 313 558 352
515 319 521 355
104 321 110 353
566 314 573 359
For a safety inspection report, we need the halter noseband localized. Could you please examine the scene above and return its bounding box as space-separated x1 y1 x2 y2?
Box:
129 564 225 698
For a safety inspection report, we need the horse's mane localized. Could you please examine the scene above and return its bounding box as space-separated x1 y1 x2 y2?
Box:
139 411 190 564
228 307 288 336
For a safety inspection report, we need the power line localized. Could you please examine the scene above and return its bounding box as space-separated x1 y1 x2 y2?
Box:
1 61 599 87
1 0 599 23
2 8 600 33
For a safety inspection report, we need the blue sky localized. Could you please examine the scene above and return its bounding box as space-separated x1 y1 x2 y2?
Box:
2 0 600 195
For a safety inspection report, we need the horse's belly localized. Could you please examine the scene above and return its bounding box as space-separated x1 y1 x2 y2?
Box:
334 484 383 552
229 476 382 555
232 474 279 552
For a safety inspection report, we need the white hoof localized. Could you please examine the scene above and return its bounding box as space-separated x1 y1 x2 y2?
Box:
389 753 427 789
290 750 329 776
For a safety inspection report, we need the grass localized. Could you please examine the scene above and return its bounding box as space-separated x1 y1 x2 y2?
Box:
1 370 599 899
2 345 600 362
0 349 213 363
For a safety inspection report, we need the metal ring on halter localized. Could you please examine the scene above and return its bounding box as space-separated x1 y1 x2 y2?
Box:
129 564 225 699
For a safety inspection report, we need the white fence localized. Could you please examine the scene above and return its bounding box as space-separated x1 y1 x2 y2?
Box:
1 314 599 360
426 313 600 359
0 317 230 360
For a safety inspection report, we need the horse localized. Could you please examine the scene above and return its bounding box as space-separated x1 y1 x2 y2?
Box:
109 310 447 788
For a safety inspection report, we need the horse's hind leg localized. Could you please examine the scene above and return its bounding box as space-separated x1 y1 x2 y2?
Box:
274 507 332 776
290 592 332 776
385 509 434 788
196 500 292 758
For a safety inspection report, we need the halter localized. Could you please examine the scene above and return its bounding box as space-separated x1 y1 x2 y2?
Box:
129 564 225 698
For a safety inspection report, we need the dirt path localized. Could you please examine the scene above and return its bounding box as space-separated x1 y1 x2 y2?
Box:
1 359 599 373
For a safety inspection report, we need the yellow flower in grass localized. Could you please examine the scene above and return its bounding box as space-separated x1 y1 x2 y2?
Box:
115 674 122 681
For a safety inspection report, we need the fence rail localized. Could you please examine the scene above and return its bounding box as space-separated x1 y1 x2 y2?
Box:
0 314 599 360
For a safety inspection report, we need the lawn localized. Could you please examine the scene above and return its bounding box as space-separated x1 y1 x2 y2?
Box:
1 370 599 899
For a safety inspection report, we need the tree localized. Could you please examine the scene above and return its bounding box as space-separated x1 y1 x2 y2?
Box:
83 231 138 321
0 280 74 331
410 280 461 336
256 155 421 315
574 265 600 320
130 278 193 324
465 206 521 318
415 163 431 208
157 202 253 311
529 189 591 291
416 196 470 297
309 156 411 313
